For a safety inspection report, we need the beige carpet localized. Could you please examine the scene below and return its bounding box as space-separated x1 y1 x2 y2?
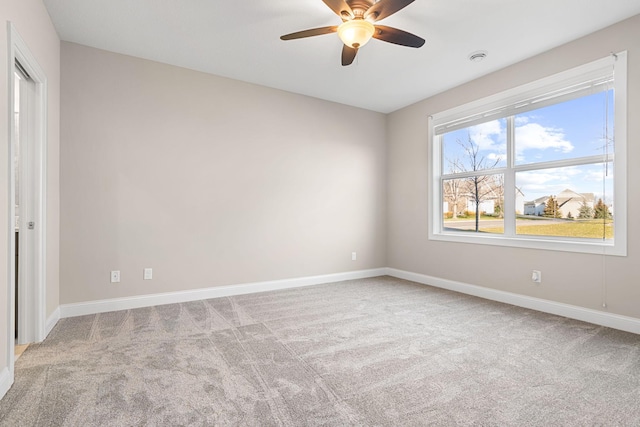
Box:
1 276 640 426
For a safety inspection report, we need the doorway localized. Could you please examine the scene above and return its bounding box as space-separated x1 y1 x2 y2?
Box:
13 62 35 345
6 23 47 372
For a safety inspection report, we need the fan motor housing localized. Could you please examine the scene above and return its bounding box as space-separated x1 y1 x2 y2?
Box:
347 0 375 15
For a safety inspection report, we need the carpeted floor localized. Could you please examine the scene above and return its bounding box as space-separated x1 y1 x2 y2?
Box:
1 276 640 426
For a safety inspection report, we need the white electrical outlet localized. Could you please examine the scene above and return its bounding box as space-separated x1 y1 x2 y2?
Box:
144 268 153 280
110 270 120 283
532 270 542 283
352 252 357 261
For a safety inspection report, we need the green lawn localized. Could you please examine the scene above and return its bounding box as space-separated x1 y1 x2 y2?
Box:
481 219 613 239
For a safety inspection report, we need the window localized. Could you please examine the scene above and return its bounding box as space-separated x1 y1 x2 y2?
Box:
429 52 627 256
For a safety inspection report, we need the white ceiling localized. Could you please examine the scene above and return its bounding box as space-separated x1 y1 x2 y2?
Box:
43 0 640 113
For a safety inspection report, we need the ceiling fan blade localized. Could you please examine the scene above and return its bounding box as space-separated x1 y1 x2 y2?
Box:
280 26 338 40
373 25 425 47
322 0 354 19
342 45 358 66
364 0 415 21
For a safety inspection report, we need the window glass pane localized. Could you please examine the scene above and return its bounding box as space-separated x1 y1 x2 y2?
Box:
516 163 613 238
515 90 613 165
442 119 507 174
443 175 504 234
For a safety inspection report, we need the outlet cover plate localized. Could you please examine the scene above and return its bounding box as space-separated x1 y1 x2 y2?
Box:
532 270 542 283
110 270 120 283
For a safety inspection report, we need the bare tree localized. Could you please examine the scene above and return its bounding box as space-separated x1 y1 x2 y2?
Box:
443 158 464 219
457 135 500 231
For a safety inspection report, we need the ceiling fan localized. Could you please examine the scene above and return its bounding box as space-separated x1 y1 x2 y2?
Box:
280 0 425 66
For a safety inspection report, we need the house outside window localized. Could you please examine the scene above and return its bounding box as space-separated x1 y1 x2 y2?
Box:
429 52 627 256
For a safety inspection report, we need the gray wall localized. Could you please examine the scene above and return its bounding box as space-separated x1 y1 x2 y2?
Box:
60 42 387 304
0 0 60 376
387 15 640 319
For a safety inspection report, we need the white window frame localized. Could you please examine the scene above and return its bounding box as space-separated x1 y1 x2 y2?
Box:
428 52 627 256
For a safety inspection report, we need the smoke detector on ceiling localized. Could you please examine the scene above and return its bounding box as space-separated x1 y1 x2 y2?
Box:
468 50 488 62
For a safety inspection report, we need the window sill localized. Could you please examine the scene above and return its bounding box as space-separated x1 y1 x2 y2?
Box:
429 231 625 256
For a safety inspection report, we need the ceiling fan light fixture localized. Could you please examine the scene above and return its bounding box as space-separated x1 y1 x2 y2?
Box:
280 0 425 66
337 19 375 49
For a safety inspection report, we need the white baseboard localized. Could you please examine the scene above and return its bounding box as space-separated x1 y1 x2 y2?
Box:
45 307 60 336
59 268 387 319
386 268 640 335
54 266 640 335
0 367 12 401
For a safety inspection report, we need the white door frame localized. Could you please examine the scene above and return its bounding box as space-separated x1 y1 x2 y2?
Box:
5 22 48 375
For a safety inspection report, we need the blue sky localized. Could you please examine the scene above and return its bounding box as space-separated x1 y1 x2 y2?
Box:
442 90 614 203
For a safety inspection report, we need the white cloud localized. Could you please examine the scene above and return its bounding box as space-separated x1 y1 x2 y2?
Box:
469 120 505 151
515 122 574 156
517 165 612 201
486 153 504 162
453 118 574 167
517 167 581 199
518 170 569 187
583 164 614 183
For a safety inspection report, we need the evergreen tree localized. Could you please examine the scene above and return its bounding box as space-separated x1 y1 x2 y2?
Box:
543 196 562 218
578 201 594 219
494 198 503 218
594 198 612 219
